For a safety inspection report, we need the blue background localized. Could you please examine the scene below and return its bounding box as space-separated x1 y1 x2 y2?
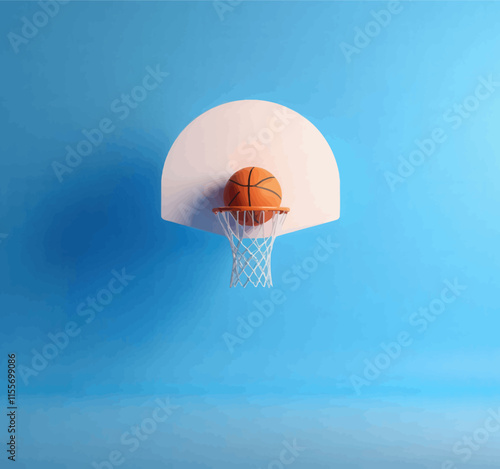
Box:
1 1 500 468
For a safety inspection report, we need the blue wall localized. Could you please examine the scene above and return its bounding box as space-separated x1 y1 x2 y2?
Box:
1 1 500 468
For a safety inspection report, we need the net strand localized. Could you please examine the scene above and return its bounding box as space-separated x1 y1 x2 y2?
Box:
215 210 287 288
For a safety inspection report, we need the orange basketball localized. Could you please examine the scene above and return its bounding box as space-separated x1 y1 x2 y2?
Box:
223 167 282 225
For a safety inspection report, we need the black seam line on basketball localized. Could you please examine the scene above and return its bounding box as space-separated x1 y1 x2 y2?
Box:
252 211 259 225
254 186 282 200
229 180 277 189
227 191 240 206
255 176 275 186
228 179 248 187
248 167 254 206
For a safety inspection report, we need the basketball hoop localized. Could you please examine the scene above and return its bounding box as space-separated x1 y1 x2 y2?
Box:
213 206 289 288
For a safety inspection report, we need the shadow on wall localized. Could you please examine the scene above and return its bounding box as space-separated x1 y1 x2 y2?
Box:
184 181 226 234
7 133 199 298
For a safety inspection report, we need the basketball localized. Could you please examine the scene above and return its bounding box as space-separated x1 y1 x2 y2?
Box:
223 167 282 225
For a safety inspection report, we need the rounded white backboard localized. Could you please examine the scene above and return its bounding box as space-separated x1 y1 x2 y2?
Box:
161 99 340 237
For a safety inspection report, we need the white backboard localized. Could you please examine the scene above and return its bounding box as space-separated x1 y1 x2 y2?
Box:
161 100 340 236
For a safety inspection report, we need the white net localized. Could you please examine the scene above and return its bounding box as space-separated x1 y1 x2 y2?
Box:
215 210 288 288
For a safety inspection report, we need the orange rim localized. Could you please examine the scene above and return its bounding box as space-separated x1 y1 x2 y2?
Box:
213 206 290 214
